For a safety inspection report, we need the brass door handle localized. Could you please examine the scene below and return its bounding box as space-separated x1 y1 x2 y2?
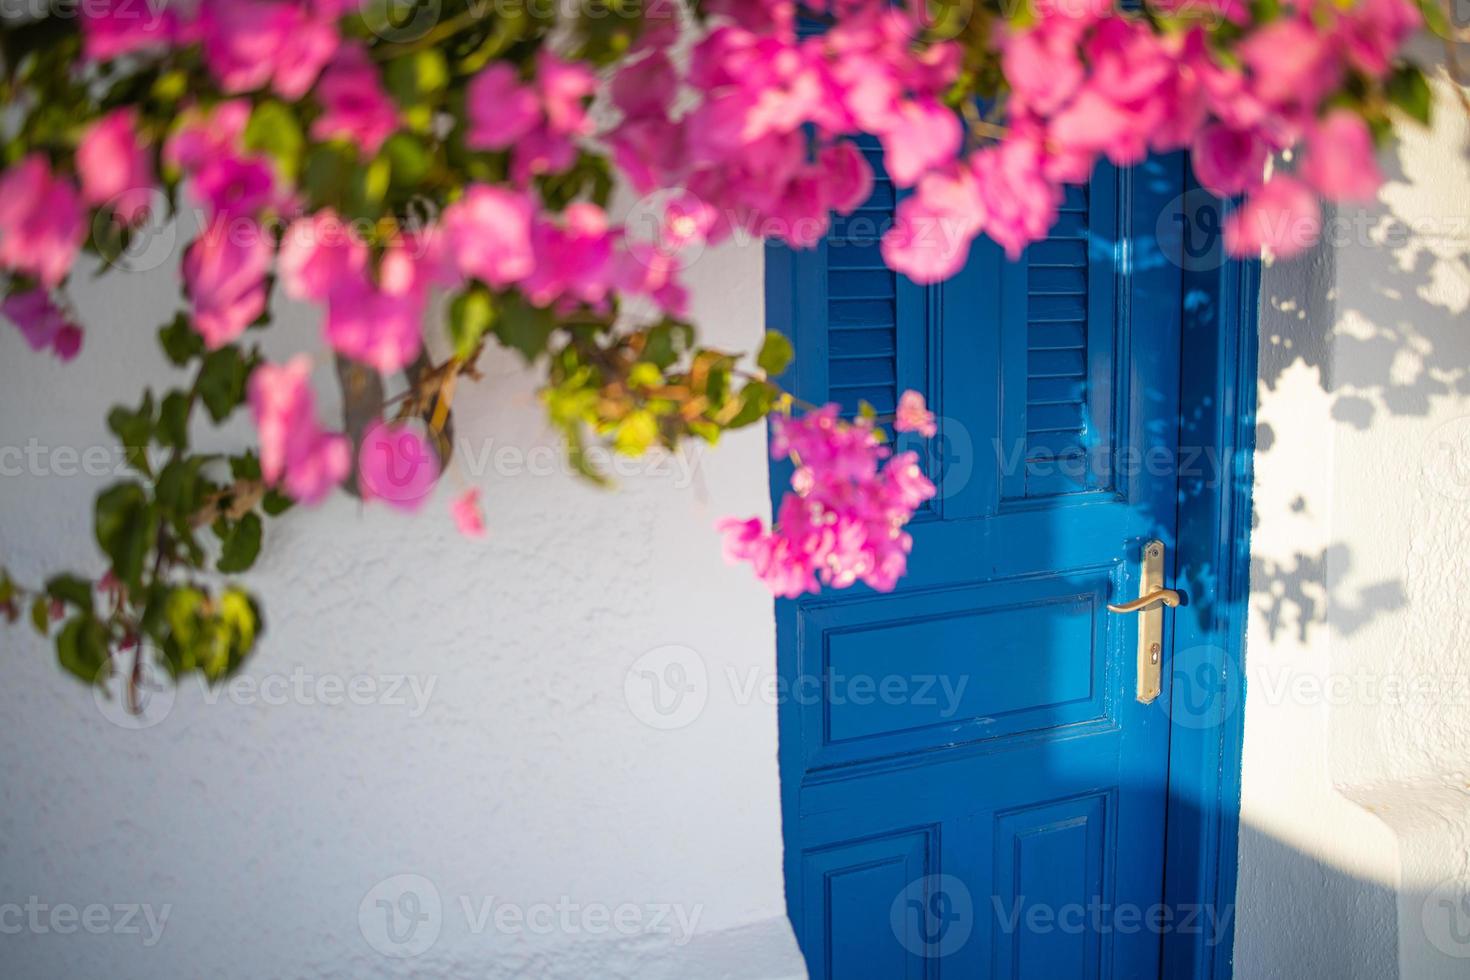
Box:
1107 588 1182 614
1114 539 1173 704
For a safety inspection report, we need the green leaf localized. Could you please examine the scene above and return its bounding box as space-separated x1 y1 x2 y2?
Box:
151 69 189 105
30 596 50 635
45 574 94 609
494 296 557 363
614 410 659 456
449 285 496 360
216 513 263 574
641 322 683 369
385 49 449 108
107 390 155 475
303 142 354 211
198 346 251 423
94 481 157 590
154 456 209 514
157 390 191 450
244 100 305 181
380 132 432 190
262 490 294 517
727 381 777 429
56 615 109 685
158 313 204 366
217 588 261 667
627 362 662 389
756 331 794 377
560 422 611 487
229 451 262 482
160 586 263 680
1386 66 1432 126
1415 0 1452 38
348 155 392 217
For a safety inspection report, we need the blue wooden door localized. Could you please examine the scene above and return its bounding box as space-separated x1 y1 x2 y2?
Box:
767 144 1187 979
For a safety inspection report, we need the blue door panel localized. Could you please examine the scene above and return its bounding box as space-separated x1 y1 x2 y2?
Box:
801 829 934 980
991 792 1112 979
772 150 1189 978
795 570 1117 771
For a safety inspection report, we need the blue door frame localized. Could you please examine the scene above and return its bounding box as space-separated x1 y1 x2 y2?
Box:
764 176 1259 980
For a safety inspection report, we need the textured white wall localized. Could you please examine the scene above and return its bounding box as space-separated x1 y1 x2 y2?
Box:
0 221 805 976
1236 51 1470 980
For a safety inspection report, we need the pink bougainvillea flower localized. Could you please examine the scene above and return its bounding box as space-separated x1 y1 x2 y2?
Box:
77 108 156 225
80 0 180 62
1190 123 1268 197
657 191 721 254
895 390 936 437
971 138 1062 260
198 0 338 99
614 239 691 317
311 43 400 155
510 126 581 184
1003 22 1086 117
190 154 279 220
1299 110 1384 204
163 100 251 176
450 489 487 539
608 115 686 195
358 421 441 512
248 356 351 505
611 49 677 119
879 97 961 187
0 156 86 288
819 140 875 215
182 216 273 348
1224 175 1322 260
442 185 536 288
465 62 543 151
536 49 597 138
1337 0 1421 77
718 394 937 597
881 165 984 283
522 203 614 309
278 210 368 302
1237 18 1341 114
465 51 593 182
321 242 437 373
2 289 83 362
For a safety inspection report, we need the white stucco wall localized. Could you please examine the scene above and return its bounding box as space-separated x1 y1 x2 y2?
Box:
0 222 806 976
1235 52 1470 980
